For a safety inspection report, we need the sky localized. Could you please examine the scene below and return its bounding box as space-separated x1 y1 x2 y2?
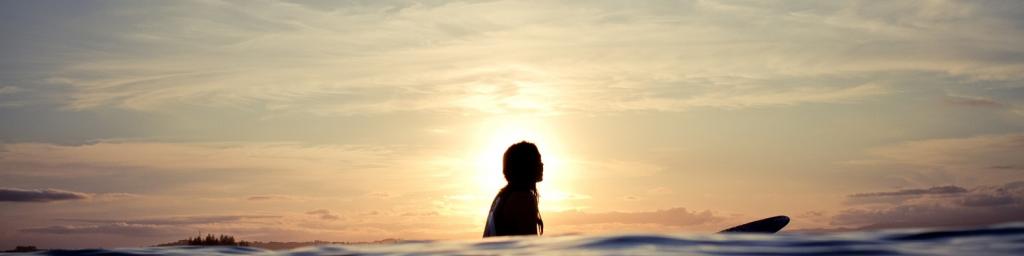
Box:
2 0 1024 249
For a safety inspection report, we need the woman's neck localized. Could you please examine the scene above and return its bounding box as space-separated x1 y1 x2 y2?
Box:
503 182 536 193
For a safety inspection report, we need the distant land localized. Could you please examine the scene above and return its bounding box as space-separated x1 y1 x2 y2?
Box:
154 234 405 251
3 246 39 253
2 237 405 252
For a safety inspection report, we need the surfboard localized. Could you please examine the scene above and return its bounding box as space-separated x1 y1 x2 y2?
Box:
718 215 790 234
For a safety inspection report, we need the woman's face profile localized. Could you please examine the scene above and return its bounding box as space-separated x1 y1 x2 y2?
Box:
536 161 544 182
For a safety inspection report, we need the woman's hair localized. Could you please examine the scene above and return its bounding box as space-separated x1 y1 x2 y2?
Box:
499 141 544 234
503 141 542 185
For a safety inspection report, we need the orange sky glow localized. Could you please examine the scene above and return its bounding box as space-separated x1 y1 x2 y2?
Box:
2 0 1024 249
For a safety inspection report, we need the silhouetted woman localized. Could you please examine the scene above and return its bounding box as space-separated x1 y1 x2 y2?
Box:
483 141 544 237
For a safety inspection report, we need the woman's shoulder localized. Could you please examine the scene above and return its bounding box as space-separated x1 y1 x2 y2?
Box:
501 189 537 204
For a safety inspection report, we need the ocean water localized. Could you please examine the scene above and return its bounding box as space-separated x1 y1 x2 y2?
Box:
11 223 1024 256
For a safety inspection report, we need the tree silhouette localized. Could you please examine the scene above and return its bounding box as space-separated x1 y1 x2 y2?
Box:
175 234 251 246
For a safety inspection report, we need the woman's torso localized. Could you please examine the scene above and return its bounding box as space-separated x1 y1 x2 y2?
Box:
483 189 539 237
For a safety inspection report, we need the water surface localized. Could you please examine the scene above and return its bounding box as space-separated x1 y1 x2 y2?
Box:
13 223 1024 255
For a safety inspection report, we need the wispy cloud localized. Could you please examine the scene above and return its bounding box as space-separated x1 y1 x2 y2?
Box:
20 214 285 239
20 223 188 237
864 133 1024 185
7 1 1020 115
944 94 1006 108
305 209 340 221
0 188 89 202
246 195 295 201
0 86 24 95
849 185 967 198
833 181 1024 229
57 215 281 226
0 142 417 174
844 185 967 205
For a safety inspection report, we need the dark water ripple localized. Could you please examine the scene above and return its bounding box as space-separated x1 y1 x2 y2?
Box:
7 223 1024 256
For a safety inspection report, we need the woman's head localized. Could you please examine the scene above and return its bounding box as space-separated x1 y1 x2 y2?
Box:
502 141 543 185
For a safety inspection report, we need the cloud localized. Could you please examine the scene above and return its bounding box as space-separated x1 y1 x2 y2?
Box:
0 142 418 175
944 94 1006 108
865 133 1024 185
247 195 293 201
305 209 340 220
849 185 967 198
545 207 721 227
366 192 395 199
247 195 277 200
643 83 888 110
20 223 188 237
9 1 1022 115
91 193 143 202
833 181 1024 229
0 141 441 202
58 215 282 226
0 86 24 95
832 204 1024 230
400 211 439 217
870 133 1024 167
846 185 968 205
0 188 89 202
963 181 1024 206
305 209 330 215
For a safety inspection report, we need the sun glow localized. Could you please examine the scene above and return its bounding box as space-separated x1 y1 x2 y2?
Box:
470 116 578 212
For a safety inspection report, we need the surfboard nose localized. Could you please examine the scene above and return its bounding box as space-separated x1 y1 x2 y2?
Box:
719 215 790 234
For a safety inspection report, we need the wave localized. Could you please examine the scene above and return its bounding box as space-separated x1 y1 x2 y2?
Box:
12 223 1024 256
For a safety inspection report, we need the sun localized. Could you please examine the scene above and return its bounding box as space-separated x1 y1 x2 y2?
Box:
470 116 576 211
